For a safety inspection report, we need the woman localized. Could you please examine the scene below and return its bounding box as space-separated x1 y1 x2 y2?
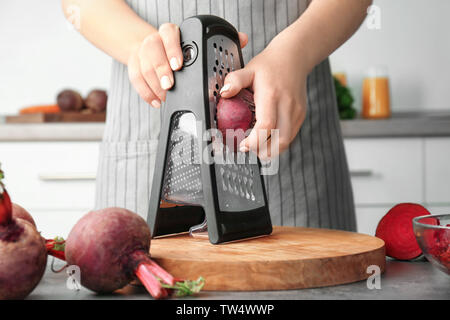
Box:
63 0 371 231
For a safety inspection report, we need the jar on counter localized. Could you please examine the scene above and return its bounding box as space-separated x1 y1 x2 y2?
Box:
362 66 391 119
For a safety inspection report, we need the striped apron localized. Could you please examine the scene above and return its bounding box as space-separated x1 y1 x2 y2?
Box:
95 0 356 231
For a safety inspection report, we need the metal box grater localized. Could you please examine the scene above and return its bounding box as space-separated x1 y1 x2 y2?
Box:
147 15 272 244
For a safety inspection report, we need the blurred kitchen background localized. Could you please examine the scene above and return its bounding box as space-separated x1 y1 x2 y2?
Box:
1 0 449 237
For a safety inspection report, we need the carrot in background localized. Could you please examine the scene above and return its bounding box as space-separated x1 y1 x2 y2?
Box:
20 105 61 114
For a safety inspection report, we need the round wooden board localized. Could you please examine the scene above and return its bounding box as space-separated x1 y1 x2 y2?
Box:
150 226 386 291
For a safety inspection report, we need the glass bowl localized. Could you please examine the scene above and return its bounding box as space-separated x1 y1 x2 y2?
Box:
413 214 450 275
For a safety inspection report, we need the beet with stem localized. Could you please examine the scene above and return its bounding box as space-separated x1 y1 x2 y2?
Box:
65 208 204 299
0 169 47 300
12 203 36 228
12 203 66 261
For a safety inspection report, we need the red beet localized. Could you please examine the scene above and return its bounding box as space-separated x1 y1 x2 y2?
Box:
376 203 433 260
57 89 84 112
12 203 36 228
0 183 47 300
11 203 66 261
217 89 255 151
85 89 107 113
65 208 203 298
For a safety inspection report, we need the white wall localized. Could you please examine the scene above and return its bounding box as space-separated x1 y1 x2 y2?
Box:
330 0 450 112
0 0 449 115
0 0 111 115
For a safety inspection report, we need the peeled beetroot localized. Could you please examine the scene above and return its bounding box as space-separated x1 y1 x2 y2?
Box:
376 203 433 260
0 173 47 300
66 208 203 298
217 89 255 151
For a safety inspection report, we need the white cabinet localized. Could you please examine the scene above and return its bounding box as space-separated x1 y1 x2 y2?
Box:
424 138 450 204
355 206 390 236
344 138 424 205
0 141 99 237
345 137 450 234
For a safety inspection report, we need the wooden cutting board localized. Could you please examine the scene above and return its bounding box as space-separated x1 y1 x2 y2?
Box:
150 226 386 291
5 112 106 123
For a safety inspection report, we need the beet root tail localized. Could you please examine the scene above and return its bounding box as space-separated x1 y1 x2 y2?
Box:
135 263 168 299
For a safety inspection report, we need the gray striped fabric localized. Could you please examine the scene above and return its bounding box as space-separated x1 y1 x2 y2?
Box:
95 0 356 231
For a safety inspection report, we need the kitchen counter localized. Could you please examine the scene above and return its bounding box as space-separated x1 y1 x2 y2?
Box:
2 111 450 141
341 111 450 138
30 259 449 300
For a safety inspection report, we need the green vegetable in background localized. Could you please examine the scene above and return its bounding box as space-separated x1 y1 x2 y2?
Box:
333 76 356 120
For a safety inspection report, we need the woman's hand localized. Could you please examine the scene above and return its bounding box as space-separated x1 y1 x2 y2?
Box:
128 24 249 108
220 36 308 160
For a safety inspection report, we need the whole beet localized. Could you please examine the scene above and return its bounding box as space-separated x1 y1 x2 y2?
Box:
57 89 84 112
216 89 255 151
0 193 47 300
12 203 36 228
85 89 107 113
11 203 66 261
65 208 151 293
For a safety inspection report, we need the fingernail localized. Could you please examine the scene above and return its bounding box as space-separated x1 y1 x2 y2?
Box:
220 83 231 94
239 144 249 153
170 57 179 70
151 100 161 108
160 76 172 90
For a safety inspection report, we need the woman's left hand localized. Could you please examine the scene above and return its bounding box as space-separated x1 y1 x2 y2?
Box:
220 36 308 160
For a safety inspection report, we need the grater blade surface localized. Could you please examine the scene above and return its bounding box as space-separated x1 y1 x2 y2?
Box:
161 34 266 212
161 112 204 205
207 35 266 212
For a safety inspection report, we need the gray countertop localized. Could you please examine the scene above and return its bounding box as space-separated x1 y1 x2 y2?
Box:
30 259 449 300
2 111 450 142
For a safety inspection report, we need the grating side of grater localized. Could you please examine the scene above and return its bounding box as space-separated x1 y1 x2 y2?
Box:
161 112 203 205
207 35 265 212
147 15 272 244
161 35 265 212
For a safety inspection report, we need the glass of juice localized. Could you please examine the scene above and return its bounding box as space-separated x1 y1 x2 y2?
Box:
333 72 347 86
362 66 391 119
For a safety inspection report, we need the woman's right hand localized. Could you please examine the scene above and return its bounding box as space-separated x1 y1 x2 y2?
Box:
127 23 248 108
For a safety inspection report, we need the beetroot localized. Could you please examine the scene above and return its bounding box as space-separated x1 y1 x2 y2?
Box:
216 89 255 151
11 203 66 261
0 171 47 300
376 203 433 260
85 89 107 113
57 89 84 112
12 203 36 228
65 208 204 298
